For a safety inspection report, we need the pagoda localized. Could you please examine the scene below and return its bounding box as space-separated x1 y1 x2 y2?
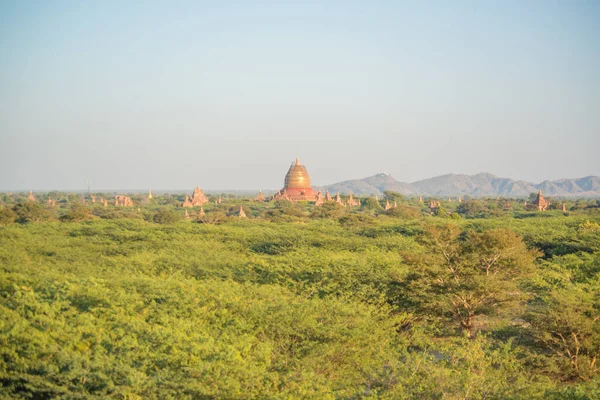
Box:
256 190 265 202
183 187 209 207
335 192 343 204
314 192 324 206
347 193 359 207
533 189 549 211
114 195 133 207
273 158 317 202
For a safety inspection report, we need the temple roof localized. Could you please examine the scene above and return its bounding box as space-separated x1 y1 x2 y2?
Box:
284 157 312 189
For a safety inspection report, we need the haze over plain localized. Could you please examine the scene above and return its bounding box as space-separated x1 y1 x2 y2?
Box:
0 1 598 191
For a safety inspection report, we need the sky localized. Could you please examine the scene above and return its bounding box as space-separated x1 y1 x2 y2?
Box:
1 1 599 191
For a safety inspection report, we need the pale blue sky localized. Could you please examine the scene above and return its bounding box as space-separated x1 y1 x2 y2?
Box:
1 1 598 190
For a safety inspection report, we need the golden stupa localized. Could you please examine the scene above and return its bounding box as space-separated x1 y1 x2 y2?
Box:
273 158 317 201
284 158 312 189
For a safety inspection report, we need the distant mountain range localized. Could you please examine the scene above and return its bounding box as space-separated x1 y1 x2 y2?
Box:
316 173 600 198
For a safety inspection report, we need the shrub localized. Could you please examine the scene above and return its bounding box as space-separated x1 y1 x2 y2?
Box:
153 209 180 224
0 207 17 225
385 205 421 219
12 201 51 223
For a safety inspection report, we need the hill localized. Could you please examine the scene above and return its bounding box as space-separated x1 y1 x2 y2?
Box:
317 173 600 197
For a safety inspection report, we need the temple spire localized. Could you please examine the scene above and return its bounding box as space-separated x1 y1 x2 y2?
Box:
295 157 300 165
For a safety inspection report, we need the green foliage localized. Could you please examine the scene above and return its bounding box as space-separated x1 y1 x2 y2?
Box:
262 200 305 221
310 202 346 219
12 201 51 223
456 200 490 218
1 192 600 398
433 205 448 217
93 208 144 220
414 226 539 337
60 204 94 222
153 209 181 224
338 213 377 228
579 220 600 233
383 190 406 203
525 255 600 382
386 205 420 219
198 211 228 225
362 197 382 211
0 207 16 225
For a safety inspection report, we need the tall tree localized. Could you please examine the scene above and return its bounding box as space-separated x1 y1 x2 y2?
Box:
12 201 51 223
419 226 539 337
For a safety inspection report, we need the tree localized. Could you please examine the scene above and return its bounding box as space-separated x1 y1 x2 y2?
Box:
385 205 420 219
338 214 377 228
153 209 180 224
433 206 448 217
526 283 600 381
310 202 346 219
420 226 539 337
12 201 51 223
383 190 406 203
363 197 382 211
198 211 228 225
456 200 490 218
274 200 305 217
60 205 93 222
0 207 17 226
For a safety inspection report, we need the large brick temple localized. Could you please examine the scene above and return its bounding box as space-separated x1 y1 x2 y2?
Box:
273 158 317 202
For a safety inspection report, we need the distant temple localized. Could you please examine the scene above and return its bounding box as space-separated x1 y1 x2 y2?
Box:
114 195 133 207
384 199 398 211
314 192 324 206
533 189 549 211
148 189 153 200
256 190 265 202
347 193 359 207
27 191 36 201
429 200 437 213
273 158 317 202
183 187 209 207
335 192 343 204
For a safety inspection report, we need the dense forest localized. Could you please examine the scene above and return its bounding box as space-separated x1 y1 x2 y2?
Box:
1 191 599 399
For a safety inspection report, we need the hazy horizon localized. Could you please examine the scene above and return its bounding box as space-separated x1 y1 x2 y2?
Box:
4 170 600 193
1 1 599 191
